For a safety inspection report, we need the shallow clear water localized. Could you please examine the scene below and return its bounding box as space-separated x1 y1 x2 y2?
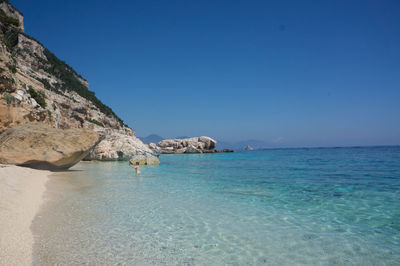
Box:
33 147 400 265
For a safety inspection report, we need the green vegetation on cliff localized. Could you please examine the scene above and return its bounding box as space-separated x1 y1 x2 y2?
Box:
40 49 124 126
87 118 104 128
3 92 15 104
28 86 46 108
3 27 18 50
0 9 19 27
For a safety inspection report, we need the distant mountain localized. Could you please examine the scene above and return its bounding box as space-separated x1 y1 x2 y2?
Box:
138 134 164 144
217 140 271 150
175 136 190 139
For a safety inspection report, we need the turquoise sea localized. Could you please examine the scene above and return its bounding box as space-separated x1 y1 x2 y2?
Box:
33 146 400 265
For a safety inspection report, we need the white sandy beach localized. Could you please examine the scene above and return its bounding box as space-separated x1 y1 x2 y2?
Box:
0 164 50 266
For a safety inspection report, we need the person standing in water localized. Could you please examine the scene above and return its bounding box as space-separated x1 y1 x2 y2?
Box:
134 162 141 174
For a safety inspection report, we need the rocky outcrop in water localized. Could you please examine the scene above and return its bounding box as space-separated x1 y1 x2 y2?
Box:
151 136 217 154
129 154 160 166
215 149 234 153
85 128 159 164
0 123 102 170
245 145 254 151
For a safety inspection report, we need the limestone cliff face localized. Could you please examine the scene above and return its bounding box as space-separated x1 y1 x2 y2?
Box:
0 0 23 32
0 2 158 162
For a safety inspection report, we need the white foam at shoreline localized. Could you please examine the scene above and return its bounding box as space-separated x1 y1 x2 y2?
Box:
0 164 50 266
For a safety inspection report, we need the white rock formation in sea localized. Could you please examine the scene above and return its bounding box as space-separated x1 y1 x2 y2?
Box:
85 128 159 164
129 154 160 166
245 145 254 151
148 142 159 150
152 136 217 154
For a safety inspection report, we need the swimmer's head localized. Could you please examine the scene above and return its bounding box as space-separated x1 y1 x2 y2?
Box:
136 162 139 165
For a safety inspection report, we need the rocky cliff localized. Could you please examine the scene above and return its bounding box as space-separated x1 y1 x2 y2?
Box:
0 1 158 163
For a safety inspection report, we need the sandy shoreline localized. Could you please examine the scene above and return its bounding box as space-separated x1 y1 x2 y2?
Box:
0 164 50 266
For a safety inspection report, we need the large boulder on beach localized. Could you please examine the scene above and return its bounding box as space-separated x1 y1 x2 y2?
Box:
152 136 217 154
0 123 102 170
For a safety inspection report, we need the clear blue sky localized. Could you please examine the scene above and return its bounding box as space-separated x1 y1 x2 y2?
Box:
12 0 400 147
